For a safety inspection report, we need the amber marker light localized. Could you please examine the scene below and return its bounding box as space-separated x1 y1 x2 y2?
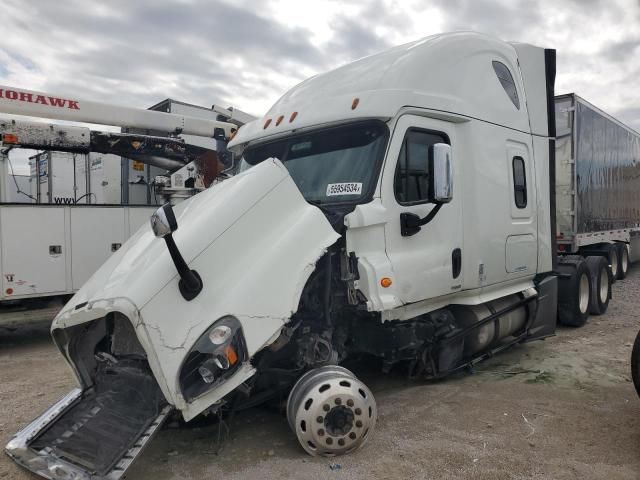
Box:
276 115 284 126
2 133 18 144
263 118 272 129
351 97 360 110
290 111 298 122
224 345 238 365
380 277 392 288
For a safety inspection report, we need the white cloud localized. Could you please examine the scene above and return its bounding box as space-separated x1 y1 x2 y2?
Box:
1 0 639 178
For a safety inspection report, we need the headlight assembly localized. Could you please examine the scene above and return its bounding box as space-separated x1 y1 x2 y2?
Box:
179 316 247 402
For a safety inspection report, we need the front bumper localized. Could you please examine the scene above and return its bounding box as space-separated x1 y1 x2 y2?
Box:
5 388 173 480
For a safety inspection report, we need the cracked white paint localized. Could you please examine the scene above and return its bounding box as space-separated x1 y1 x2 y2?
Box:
52 158 340 420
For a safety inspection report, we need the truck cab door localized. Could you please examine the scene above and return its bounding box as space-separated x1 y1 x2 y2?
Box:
381 114 463 304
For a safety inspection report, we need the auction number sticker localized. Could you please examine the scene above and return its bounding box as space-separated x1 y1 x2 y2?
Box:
326 182 363 196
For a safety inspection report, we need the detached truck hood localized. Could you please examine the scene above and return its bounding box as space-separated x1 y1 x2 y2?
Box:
6 158 340 480
53 158 340 417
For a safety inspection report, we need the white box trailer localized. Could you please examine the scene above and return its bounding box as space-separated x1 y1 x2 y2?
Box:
29 151 163 206
29 151 88 204
88 153 122 204
554 93 640 269
4 173 32 203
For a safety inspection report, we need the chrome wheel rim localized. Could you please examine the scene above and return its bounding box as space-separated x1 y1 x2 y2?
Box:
287 365 377 456
599 267 609 304
579 272 590 314
622 247 629 273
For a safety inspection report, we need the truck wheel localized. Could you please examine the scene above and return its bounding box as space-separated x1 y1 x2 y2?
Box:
605 244 619 282
632 329 640 398
585 256 611 315
557 258 592 327
287 365 377 457
616 243 629 280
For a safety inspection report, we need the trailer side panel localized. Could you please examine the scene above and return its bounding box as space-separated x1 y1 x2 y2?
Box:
575 98 640 233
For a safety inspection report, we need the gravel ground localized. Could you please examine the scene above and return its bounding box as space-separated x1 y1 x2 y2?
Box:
2 269 640 479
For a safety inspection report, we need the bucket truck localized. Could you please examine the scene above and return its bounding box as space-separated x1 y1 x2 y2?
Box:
0 86 253 326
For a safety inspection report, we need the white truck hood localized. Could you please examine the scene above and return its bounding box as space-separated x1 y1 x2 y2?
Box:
53 158 340 419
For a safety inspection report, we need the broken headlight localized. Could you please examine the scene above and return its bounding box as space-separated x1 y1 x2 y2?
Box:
179 316 247 402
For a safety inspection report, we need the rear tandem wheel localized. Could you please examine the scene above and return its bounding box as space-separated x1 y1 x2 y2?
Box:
557 257 592 327
584 255 612 315
615 242 630 280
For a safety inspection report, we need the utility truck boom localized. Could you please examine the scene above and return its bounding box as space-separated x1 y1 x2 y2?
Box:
0 85 238 138
0 88 253 319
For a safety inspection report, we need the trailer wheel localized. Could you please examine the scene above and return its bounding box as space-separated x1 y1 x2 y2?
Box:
557 258 592 327
585 256 611 315
287 365 377 457
616 243 629 280
605 244 619 282
632 329 640 398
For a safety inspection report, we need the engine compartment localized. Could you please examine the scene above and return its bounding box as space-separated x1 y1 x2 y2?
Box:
248 243 538 402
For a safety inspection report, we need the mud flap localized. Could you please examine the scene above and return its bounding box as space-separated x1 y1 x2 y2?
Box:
6 361 173 480
525 275 558 341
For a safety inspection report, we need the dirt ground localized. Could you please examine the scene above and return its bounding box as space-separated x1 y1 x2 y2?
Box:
2 270 640 480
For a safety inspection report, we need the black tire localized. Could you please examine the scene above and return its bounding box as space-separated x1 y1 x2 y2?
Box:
557 257 592 327
615 243 629 280
605 244 619 282
631 329 640 398
582 245 619 283
584 255 611 315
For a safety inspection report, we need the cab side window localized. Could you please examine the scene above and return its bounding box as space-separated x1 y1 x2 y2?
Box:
512 156 527 208
394 130 447 205
492 61 520 109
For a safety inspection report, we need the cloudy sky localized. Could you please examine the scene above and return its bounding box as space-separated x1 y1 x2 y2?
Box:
2 0 640 173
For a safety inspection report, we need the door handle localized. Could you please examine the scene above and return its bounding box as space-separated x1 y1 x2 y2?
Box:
452 248 462 279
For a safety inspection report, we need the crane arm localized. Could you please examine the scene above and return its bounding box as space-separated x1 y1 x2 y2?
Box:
0 85 237 138
0 116 202 171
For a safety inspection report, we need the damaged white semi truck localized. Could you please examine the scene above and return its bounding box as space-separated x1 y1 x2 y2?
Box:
6 32 638 479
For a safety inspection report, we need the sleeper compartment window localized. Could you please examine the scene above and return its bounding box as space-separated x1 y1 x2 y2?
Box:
512 156 527 208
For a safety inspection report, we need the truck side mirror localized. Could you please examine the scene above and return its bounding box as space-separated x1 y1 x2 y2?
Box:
150 203 178 238
429 143 453 204
150 203 203 301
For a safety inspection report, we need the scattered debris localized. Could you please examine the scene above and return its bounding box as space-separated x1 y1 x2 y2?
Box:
522 414 535 437
499 368 541 377
329 463 342 470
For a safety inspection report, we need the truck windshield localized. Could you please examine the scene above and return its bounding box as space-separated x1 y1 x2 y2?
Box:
238 121 388 204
